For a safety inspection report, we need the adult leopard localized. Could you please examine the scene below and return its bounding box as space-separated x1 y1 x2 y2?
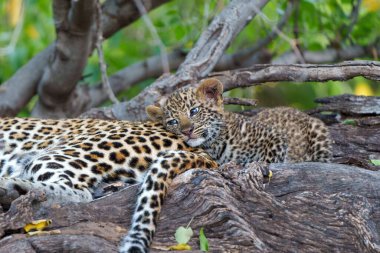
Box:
0 117 218 253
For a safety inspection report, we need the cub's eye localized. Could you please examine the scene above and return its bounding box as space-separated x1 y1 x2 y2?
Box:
189 107 200 117
167 119 178 126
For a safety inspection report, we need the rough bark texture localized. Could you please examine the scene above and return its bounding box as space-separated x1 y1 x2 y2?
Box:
209 61 380 92
30 0 96 118
0 162 379 253
1 95 379 252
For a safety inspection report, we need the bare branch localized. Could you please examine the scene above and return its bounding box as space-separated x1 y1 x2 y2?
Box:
95 0 119 104
81 43 379 118
31 0 96 118
273 44 380 64
209 61 380 91
0 0 168 117
292 0 304 59
311 94 380 115
133 0 170 73
83 49 270 111
239 1 294 63
110 0 270 121
0 45 52 116
251 2 305 63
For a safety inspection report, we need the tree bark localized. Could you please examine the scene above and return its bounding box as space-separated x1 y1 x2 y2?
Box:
1 161 379 252
210 60 380 92
30 0 96 118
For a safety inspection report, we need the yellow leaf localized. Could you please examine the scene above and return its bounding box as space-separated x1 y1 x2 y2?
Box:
26 25 39 39
168 243 192 251
354 82 373 96
363 0 380 12
24 219 52 232
6 0 22 27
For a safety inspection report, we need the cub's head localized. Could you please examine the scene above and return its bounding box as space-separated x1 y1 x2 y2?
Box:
146 78 225 147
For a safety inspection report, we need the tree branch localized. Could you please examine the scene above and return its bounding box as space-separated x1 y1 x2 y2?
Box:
273 44 380 64
342 0 362 43
209 60 380 91
251 1 305 63
110 0 270 121
80 43 379 119
223 97 257 107
78 48 271 116
0 0 168 117
232 1 294 64
31 0 96 118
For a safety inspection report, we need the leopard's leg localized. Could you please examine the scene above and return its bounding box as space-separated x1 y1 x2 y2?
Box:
119 150 218 253
259 132 288 163
0 176 93 206
305 119 332 162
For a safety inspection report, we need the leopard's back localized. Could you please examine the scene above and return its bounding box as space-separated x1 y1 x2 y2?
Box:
0 117 204 195
253 107 332 162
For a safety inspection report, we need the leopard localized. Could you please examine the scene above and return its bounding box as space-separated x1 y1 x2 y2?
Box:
0 117 220 253
146 78 332 165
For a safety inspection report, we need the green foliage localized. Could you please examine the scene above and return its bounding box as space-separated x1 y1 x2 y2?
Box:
0 1 54 83
341 119 357 125
0 0 379 115
199 227 209 252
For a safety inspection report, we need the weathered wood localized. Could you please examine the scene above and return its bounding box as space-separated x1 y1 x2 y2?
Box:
312 94 380 116
0 162 379 253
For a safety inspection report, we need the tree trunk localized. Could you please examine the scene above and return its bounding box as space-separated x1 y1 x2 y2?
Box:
0 161 379 252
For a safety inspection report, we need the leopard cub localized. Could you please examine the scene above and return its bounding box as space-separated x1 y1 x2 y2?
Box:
147 78 332 164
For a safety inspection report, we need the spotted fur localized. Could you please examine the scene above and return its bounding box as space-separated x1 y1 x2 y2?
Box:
0 117 218 253
146 78 332 164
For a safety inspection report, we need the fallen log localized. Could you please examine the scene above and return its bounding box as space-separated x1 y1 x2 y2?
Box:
0 162 379 253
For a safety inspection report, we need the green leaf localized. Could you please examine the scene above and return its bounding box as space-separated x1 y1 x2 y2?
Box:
175 226 193 244
370 160 380 166
342 119 357 125
199 227 209 252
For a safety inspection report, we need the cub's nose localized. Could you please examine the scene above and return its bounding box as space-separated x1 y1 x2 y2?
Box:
181 127 194 136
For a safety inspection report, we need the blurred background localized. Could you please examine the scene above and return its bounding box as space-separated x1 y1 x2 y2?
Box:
0 0 379 116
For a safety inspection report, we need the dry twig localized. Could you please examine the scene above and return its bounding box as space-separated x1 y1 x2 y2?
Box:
95 0 119 104
239 1 294 63
111 0 270 121
133 0 170 73
251 3 305 63
342 0 362 42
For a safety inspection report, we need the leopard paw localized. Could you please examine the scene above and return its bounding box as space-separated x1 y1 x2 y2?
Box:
0 178 31 206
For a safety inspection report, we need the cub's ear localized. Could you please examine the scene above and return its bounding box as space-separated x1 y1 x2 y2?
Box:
196 78 223 106
146 105 164 122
